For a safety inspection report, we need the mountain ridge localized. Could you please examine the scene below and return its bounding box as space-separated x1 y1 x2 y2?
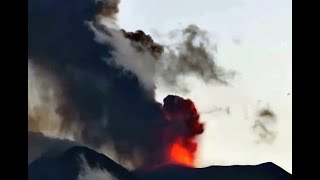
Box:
29 146 291 180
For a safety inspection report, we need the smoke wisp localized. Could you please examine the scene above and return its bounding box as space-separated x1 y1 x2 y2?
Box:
253 106 277 144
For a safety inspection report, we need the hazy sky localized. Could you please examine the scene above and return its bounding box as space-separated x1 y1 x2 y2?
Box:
117 0 292 173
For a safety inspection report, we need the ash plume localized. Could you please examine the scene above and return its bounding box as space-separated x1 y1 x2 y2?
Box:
28 0 210 169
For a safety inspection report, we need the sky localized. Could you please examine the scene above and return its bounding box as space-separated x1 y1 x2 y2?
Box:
117 0 292 173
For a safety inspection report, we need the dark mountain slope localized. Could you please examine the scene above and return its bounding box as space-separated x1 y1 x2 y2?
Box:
28 146 139 180
29 146 291 180
136 163 291 180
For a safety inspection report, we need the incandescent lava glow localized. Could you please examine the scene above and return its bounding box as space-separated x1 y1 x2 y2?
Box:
162 95 204 167
169 139 197 167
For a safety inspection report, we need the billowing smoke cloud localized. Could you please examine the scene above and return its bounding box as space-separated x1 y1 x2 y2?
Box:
28 0 230 168
29 0 163 168
252 106 277 144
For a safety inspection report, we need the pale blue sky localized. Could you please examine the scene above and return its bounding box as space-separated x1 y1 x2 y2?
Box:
117 0 292 173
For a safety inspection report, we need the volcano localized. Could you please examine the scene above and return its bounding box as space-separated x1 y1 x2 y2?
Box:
28 146 292 180
28 1 292 179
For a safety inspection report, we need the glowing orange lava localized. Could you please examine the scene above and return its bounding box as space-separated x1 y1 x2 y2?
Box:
162 95 204 168
169 141 195 167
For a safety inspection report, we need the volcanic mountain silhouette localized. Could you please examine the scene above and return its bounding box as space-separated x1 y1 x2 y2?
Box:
28 146 292 180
